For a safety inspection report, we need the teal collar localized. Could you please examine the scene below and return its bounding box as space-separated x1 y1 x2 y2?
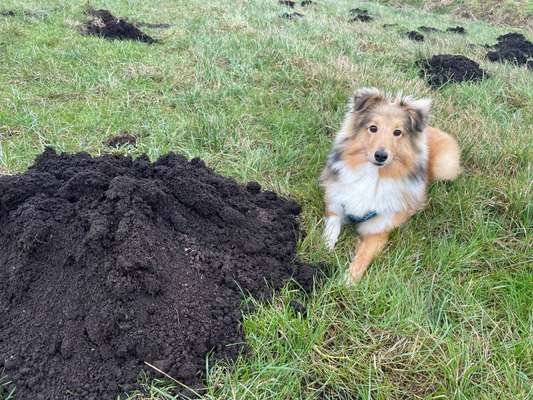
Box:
346 210 378 224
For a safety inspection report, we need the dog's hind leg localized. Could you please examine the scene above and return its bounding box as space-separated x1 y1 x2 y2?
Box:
347 231 389 282
427 127 461 182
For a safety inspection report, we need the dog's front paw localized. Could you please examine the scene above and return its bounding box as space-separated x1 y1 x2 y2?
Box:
323 216 341 250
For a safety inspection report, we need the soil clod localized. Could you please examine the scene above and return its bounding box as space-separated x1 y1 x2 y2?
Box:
301 0 314 6
446 26 466 34
83 8 155 43
418 25 441 33
407 31 424 41
0 148 318 399
105 132 138 148
279 0 296 7
485 32 533 68
281 12 304 20
349 8 373 22
417 54 488 88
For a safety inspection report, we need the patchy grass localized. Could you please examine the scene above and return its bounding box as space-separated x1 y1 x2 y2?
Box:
375 0 533 28
0 0 531 399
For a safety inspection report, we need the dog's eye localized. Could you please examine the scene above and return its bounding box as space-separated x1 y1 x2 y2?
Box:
393 129 402 136
369 125 378 133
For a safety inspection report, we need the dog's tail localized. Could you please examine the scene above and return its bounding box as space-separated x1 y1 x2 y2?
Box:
427 127 461 182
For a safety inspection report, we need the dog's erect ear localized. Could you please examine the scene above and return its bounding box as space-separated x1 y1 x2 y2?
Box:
349 87 385 113
399 96 432 133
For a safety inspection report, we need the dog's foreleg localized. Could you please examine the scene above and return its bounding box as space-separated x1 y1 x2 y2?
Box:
324 213 342 250
348 231 389 282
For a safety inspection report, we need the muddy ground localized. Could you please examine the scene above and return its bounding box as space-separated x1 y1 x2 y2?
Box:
0 148 317 399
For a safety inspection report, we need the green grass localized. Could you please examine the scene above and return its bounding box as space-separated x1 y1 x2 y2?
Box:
0 1 532 399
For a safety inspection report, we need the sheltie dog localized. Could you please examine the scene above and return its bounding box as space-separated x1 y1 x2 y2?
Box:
320 87 461 283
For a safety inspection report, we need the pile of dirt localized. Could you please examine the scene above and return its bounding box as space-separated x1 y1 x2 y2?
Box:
417 54 488 88
281 12 303 20
486 32 533 69
279 0 295 7
419 25 441 33
83 8 155 43
446 26 466 34
0 148 318 399
407 31 424 41
349 8 373 23
301 0 314 6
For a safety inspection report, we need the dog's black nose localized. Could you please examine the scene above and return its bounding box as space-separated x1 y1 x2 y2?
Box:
374 150 388 163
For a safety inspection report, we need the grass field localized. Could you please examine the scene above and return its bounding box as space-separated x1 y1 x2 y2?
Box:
0 0 532 399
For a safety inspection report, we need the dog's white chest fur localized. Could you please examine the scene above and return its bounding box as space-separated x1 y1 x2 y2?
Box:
326 163 426 237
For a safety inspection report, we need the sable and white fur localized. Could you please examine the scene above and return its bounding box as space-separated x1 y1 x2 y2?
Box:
321 87 461 282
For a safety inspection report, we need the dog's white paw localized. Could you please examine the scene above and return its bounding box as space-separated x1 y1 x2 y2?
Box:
323 216 341 250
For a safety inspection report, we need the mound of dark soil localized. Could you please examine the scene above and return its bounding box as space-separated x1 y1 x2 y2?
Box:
446 26 466 34
281 12 303 20
417 54 488 88
0 10 16 16
105 132 138 148
418 25 441 33
279 0 295 7
349 8 373 22
83 8 155 43
407 31 424 41
0 148 317 399
301 0 314 6
486 32 533 68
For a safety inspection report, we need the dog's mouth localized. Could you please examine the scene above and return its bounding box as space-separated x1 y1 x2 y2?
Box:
372 161 385 167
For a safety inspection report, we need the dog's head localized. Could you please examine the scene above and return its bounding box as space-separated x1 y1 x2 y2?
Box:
339 87 430 175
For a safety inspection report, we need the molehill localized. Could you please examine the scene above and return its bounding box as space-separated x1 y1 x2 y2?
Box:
0 148 317 399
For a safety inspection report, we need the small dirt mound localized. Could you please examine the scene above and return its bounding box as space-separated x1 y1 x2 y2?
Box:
486 32 533 68
407 31 424 41
301 0 314 6
446 26 466 34
105 132 138 148
418 26 440 33
0 148 318 399
281 12 303 20
279 0 295 7
349 9 373 23
417 54 488 88
83 8 155 43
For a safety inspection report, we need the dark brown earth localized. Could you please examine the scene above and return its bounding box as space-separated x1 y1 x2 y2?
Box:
0 148 318 400
486 32 533 69
407 31 424 42
281 12 304 20
418 26 441 33
279 0 296 8
417 54 488 89
83 8 155 43
349 8 373 22
301 0 314 6
105 132 138 148
446 26 466 34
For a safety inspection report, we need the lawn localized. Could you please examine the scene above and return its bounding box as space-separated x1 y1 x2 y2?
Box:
0 0 531 399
